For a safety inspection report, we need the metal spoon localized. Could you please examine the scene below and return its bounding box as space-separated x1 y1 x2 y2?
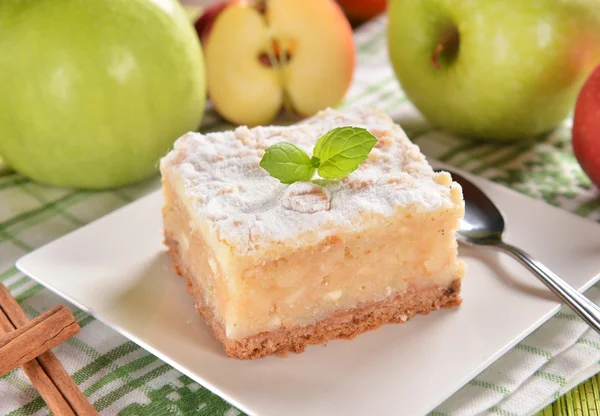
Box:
446 168 600 333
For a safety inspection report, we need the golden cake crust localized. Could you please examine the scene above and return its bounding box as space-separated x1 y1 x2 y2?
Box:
165 234 462 360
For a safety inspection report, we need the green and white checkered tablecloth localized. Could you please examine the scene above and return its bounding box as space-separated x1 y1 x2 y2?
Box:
1 16 599 416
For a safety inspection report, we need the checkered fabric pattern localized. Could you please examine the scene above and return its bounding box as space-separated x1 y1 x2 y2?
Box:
1 16 599 416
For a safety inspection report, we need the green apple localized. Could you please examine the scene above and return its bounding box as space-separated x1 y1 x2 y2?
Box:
0 0 206 189
387 0 600 140
0 156 11 176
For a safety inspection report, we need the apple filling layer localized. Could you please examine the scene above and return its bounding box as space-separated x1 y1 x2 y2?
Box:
163 178 464 348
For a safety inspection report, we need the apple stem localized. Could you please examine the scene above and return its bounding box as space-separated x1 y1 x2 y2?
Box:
431 25 460 70
254 0 266 14
431 44 444 69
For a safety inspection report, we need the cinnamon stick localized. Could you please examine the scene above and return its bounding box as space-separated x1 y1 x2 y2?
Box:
0 308 76 416
0 305 80 376
0 284 98 415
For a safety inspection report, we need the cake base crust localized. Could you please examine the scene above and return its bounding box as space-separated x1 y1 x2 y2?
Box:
165 235 462 360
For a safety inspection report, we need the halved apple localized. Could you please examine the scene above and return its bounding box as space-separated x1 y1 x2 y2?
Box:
202 0 355 126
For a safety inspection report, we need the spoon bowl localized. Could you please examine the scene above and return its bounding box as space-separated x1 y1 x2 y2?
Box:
443 168 600 334
449 170 505 246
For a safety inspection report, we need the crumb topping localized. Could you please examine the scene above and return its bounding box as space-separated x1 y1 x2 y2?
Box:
160 107 461 255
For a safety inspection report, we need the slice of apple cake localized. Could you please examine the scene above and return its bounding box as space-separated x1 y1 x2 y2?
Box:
160 107 465 359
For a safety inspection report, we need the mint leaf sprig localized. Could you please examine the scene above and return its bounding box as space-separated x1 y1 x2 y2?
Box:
259 126 377 184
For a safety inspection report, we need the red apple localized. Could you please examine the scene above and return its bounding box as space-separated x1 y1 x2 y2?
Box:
201 0 355 126
193 2 229 44
337 0 386 23
573 64 600 189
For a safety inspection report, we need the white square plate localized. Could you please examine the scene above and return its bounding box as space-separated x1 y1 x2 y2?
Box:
16 164 600 416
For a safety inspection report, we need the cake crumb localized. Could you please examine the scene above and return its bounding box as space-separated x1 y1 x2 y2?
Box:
282 182 331 213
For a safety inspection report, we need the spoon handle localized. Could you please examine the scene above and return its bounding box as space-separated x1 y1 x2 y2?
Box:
496 242 600 333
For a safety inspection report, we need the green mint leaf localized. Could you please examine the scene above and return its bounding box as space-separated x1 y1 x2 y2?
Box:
310 156 321 168
259 142 315 184
313 126 377 179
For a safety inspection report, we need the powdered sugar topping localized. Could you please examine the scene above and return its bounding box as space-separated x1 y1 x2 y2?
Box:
160 107 459 255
